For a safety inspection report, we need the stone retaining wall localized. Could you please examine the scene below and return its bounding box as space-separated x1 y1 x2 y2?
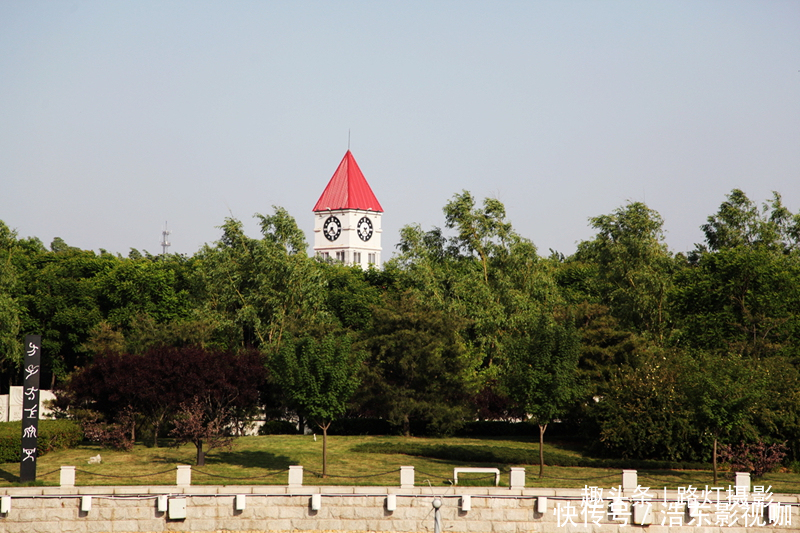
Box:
0 484 797 533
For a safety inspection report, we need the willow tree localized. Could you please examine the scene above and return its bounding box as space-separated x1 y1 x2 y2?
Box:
198 207 326 351
575 202 676 343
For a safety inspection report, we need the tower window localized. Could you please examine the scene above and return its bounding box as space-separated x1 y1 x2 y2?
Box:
368 253 376 264
354 252 361 264
335 251 346 262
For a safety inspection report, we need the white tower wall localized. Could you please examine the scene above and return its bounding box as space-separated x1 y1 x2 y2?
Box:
313 209 382 268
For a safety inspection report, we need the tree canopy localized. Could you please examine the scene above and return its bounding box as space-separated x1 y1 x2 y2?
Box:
2 186 798 471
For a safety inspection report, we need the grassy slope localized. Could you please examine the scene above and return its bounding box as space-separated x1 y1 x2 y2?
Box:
1 435 799 493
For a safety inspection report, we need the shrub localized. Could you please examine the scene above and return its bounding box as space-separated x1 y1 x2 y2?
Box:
81 409 135 451
719 441 788 477
258 420 299 435
0 420 83 463
328 418 394 436
456 421 536 438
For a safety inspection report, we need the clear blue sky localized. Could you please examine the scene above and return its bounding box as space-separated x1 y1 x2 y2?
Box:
1 1 798 258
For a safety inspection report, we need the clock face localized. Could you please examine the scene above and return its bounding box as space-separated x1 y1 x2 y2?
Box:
357 216 373 241
323 216 341 241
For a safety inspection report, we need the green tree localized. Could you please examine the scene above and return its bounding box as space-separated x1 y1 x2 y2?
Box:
673 247 800 358
96 254 196 331
592 349 700 462
270 333 364 476
82 315 217 357
699 189 800 254
360 291 480 436
198 208 327 351
318 262 382 332
675 190 800 359
504 313 581 478
394 219 503 363
393 191 559 374
17 242 113 385
686 352 765 483
0 221 22 384
575 202 676 343
443 191 514 284
756 357 800 461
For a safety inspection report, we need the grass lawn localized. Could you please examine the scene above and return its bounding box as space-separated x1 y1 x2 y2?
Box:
2 434 799 494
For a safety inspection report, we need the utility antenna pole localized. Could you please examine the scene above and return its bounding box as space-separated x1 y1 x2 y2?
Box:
161 222 171 255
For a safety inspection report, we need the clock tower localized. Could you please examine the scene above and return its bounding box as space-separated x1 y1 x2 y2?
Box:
313 151 383 268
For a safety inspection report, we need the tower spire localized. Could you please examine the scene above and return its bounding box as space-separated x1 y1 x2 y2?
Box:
313 150 383 269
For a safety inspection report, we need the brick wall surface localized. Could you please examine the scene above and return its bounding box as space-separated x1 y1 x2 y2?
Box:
0 485 797 533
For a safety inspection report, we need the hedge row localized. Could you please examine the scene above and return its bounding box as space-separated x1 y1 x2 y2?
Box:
258 420 300 435
327 419 571 438
258 418 396 436
352 441 710 472
455 421 538 437
257 418 569 437
0 420 84 463
328 418 395 435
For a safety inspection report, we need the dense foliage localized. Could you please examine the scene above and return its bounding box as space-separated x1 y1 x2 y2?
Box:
0 420 83 462
1 189 798 474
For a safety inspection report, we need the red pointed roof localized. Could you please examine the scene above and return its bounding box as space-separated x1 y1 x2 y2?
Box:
313 151 383 213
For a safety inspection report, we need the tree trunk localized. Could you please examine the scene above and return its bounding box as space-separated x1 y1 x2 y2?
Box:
153 415 162 448
538 423 547 479
713 437 718 485
321 421 331 478
196 439 205 466
403 414 410 437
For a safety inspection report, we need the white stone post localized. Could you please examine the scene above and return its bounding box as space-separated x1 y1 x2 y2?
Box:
288 465 304 487
509 467 525 489
176 465 192 486
400 466 415 488
60 466 76 488
735 472 750 494
622 469 638 490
